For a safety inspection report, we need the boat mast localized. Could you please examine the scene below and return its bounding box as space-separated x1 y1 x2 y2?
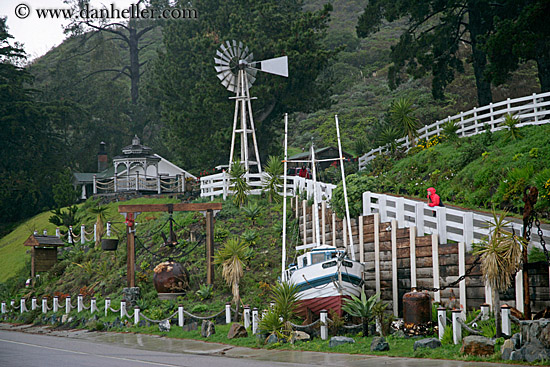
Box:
311 142 321 247
281 113 289 281
335 115 356 260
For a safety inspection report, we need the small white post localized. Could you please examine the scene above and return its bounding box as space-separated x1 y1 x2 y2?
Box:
68 226 73 244
438 307 446 340
320 309 328 340
244 306 250 329
436 206 447 245
432 234 441 303
485 282 493 311
56 227 61 238
43 229 47 235
94 224 97 243
120 300 126 319
452 309 462 344
321 201 327 246
252 308 259 334
93 175 97 194
343 217 347 251
225 303 231 324
374 212 381 295
91 298 97 314
391 219 398 317
480 303 490 321
42 297 48 314
1 302 6 314
332 213 336 246
502 305 512 336
515 270 524 314
53 296 59 313
178 304 184 327
458 242 467 312
410 226 417 289
363 191 372 215
359 215 364 263
302 200 307 246
65 296 71 314
20 298 26 314
157 175 161 194
77 294 83 313
105 298 111 317
134 307 140 325
31 297 37 311
106 222 111 237
80 225 86 244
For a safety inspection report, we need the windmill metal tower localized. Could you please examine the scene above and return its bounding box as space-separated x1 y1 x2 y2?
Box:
214 40 288 175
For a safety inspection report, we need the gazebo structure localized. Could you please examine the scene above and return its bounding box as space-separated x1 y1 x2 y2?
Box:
24 234 65 278
74 136 196 198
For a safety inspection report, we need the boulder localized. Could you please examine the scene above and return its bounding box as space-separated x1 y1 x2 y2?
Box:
266 333 279 345
413 338 441 351
511 332 522 349
159 319 171 332
370 337 390 351
511 341 550 363
501 339 514 360
182 322 198 332
522 319 550 349
200 320 215 338
290 331 311 344
460 336 495 356
329 336 355 348
227 323 248 339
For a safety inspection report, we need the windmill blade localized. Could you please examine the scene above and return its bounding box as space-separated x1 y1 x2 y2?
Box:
225 41 235 58
216 50 231 64
246 67 258 78
245 52 254 63
215 65 231 74
217 70 232 82
214 57 229 67
259 56 288 77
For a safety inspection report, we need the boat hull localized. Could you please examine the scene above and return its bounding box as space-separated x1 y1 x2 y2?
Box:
297 295 349 317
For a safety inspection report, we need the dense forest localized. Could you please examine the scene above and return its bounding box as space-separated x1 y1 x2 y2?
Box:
1 0 548 231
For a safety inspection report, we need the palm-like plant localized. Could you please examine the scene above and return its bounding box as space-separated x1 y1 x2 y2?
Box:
377 126 401 153
389 97 421 148
472 209 524 337
263 156 283 203
229 160 250 207
501 113 523 141
243 202 261 226
342 290 381 336
271 281 302 323
213 237 250 316
88 205 109 248
442 120 460 142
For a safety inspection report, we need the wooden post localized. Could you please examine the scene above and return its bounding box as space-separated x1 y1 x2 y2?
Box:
391 219 398 317
432 234 441 303
410 226 417 289
322 201 327 246
126 213 136 288
458 241 467 313
374 213 381 294
359 215 364 263
302 200 307 246
502 305 511 336
515 270 524 314
332 213 336 247
206 209 215 285
437 307 446 340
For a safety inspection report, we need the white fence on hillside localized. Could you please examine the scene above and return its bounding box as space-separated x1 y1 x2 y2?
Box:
359 91 550 169
362 191 550 251
200 173 337 201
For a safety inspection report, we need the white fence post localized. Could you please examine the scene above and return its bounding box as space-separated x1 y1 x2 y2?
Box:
94 224 97 243
1 302 6 314
391 220 398 317
53 296 59 313
178 304 184 327
42 297 48 314
91 298 97 314
363 191 372 215
134 307 140 325
502 305 512 336
396 197 405 228
485 283 493 311
515 270 524 314
93 175 97 194
252 308 258 334
415 202 424 236
77 294 83 313
65 296 71 314
80 225 86 244
56 227 61 238
359 215 364 264
225 303 231 324
432 234 441 303
31 297 37 311
244 306 250 329
410 226 417 289
458 241 467 312
438 307 446 340
320 309 328 340
302 200 307 246
20 298 26 314
120 300 126 319
452 309 462 344
480 303 490 320
105 298 111 317
437 206 447 245
322 201 327 246
379 195 387 222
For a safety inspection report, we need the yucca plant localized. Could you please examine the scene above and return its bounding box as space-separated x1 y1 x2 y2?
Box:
377 126 401 152
263 155 283 203
342 290 381 337
389 97 421 147
501 113 523 141
213 237 250 317
195 284 213 301
472 208 524 337
88 204 109 248
243 202 261 226
271 281 302 323
258 308 284 335
442 120 460 142
229 160 250 207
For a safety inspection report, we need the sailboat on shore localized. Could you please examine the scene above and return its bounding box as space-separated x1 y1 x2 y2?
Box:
281 114 364 317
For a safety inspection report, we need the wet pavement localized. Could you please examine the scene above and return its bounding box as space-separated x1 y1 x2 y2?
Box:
0 323 507 366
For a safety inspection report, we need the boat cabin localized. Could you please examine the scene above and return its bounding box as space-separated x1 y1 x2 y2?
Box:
287 245 348 276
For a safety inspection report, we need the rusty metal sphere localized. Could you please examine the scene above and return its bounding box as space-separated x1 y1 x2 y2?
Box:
152 261 190 293
403 291 432 326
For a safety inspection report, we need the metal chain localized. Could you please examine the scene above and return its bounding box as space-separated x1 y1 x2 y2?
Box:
534 215 550 266
415 255 482 293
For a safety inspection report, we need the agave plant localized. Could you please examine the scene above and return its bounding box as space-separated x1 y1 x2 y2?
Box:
270 281 302 323
195 284 213 301
342 290 382 337
263 155 283 203
229 160 250 207
243 202 261 226
501 113 523 141
377 126 401 152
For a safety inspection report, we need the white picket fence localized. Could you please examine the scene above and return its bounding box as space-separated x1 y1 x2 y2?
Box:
362 191 550 251
359 91 550 169
200 172 337 202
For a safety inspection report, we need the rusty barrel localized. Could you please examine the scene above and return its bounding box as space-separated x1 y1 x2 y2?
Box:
403 291 431 325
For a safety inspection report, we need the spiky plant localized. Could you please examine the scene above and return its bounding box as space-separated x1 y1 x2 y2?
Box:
263 155 283 203
442 120 460 142
243 202 261 226
501 113 523 141
271 281 302 323
213 237 250 316
389 97 421 147
88 204 109 247
378 126 401 152
472 208 524 337
229 160 250 207
342 290 382 337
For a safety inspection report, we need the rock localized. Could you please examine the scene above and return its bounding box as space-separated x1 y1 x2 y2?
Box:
227 323 248 339
138 320 147 328
159 319 171 332
413 338 442 351
522 319 550 349
501 339 514 360
122 287 140 308
200 320 215 338
256 333 269 343
393 330 407 339
517 341 550 363
61 314 69 323
182 322 198 332
511 333 522 349
49 315 58 325
370 337 389 351
265 333 279 345
330 336 355 348
112 317 123 329
290 331 311 344
460 336 495 356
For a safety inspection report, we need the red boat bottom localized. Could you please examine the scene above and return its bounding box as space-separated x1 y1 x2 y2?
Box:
297 295 351 318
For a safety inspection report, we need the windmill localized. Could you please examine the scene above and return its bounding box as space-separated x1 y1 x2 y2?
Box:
214 40 288 176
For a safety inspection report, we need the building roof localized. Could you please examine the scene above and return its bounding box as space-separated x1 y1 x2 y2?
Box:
24 235 65 247
289 146 353 161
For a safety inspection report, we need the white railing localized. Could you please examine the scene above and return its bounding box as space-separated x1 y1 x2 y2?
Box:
363 191 550 250
200 173 337 201
359 91 550 169
93 174 185 195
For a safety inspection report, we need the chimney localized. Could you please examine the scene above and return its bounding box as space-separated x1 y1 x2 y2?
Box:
97 142 108 172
